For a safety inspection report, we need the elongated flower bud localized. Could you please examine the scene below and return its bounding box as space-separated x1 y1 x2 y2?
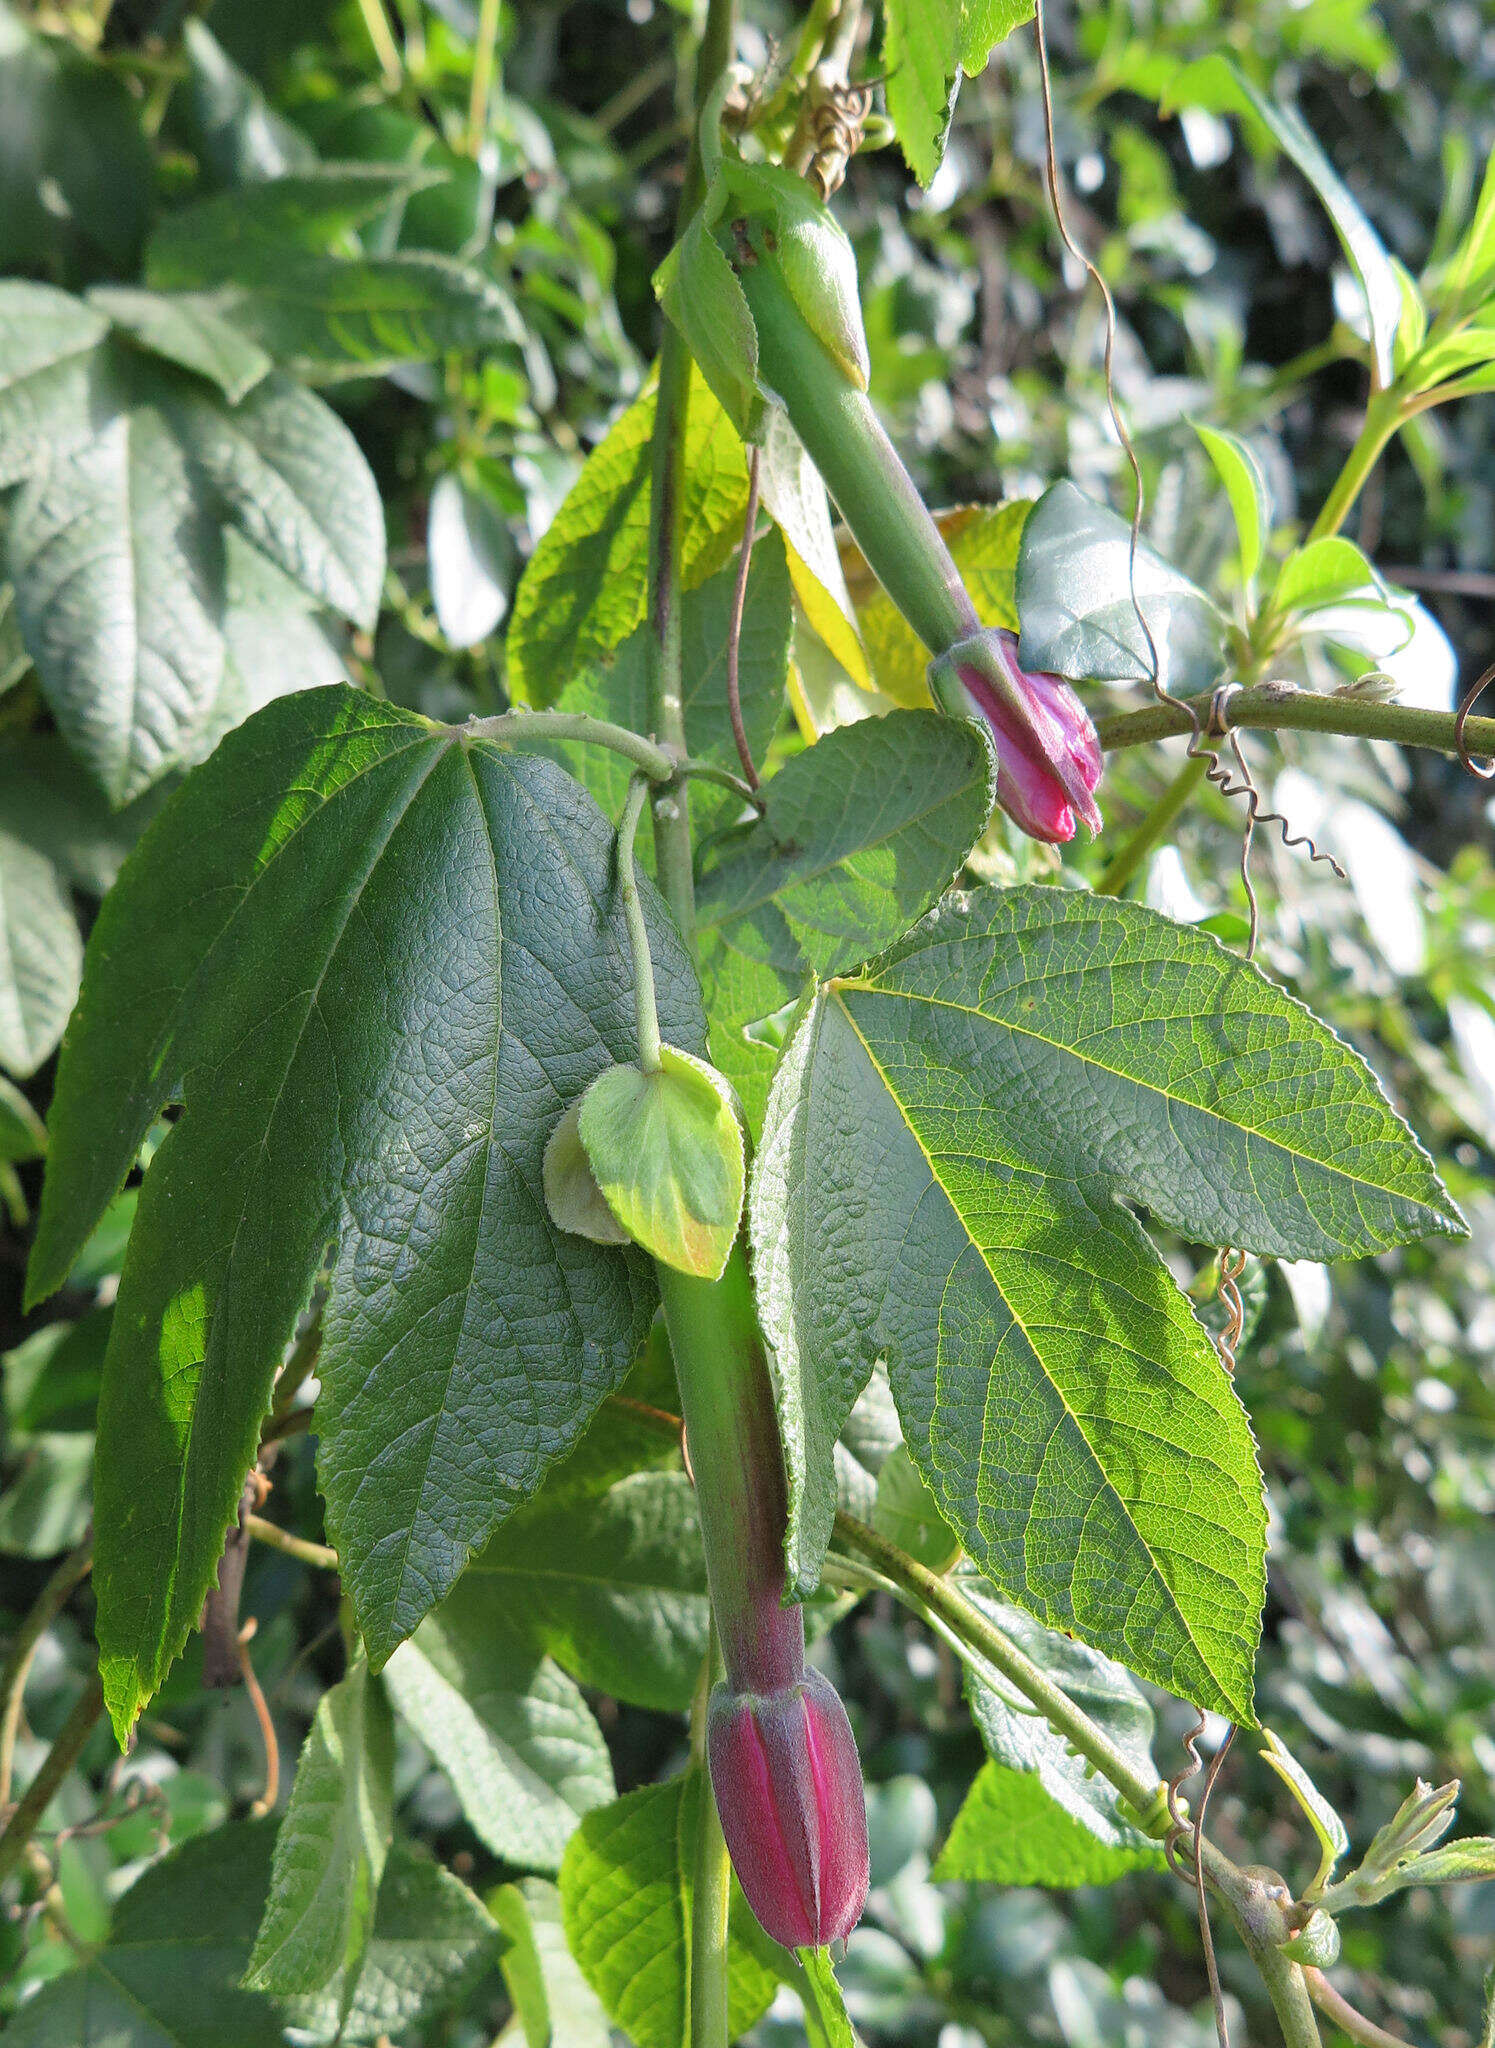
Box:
930 628 1103 844
655 1251 868 1947
685 181 1105 842
708 1667 870 1951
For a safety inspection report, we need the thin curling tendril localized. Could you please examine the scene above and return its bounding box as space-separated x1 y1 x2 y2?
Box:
1455 657 1495 780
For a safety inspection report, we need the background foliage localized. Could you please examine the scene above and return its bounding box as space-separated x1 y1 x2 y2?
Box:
0 0 1492 2043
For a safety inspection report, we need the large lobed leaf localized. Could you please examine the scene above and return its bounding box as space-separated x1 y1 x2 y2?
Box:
750 885 1462 1719
27 686 706 1741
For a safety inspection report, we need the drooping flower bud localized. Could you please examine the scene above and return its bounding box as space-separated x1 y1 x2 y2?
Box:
930 627 1103 844
707 1666 870 1951
654 1253 868 1948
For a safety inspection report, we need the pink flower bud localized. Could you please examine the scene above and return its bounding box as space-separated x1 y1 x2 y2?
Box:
707 1667 870 1951
933 629 1103 844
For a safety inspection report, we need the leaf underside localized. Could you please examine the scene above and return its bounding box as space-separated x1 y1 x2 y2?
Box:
28 686 705 1740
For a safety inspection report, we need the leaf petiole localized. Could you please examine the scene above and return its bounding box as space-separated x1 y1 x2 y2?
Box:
618 776 665 1075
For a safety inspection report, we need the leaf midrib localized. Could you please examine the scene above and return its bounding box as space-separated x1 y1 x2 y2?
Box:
830 988 1226 1694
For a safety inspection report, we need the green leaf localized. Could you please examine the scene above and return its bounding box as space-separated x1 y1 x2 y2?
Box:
873 1444 962 1572
1258 1727 1349 1894
4 1820 284 2048
698 710 995 979
173 371 384 628
882 0 961 188
1269 536 1382 616
10 1820 498 2048
89 286 274 404
177 18 319 187
0 1070 45 1162
0 829 81 1078
9 385 226 804
795 1945 860 2048
245 1659 395 2002
7 353 381 802
1166 58 1402 386
0 1429 91 1556
28 688 706 1739
1384 1837 1495 1890
280 1845 502 2046
469 1459 708 1713
1193 422 1272 582
656 209 762 440
0 3 152 275
507 367 750 707
428 470 513 650
147 165 441 279
1438 149 1495 313
759 410 870 689
493 1878 612 2048
877 2 1035 187
695 709 994 1129
934 1761 1163 1887
0 668 215 904
749 886 1461 1708
577 1046 745 1279
0 282 110 489
1016 480 1228 694
845 501 1027 709
383 1571 615 1873
958 0 1036 74
958 1580 1164 1858
559 1773 779 2048
548 529 791 841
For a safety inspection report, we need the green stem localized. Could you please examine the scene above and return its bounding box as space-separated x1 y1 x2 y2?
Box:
466 0 502 154
1303 1970 1413 2048
832 1514 1166 1826
1095 754 1210 897
644 0 737 945
1095 685 1495 762
734 257 977 657
1307 392 1402 543
459 712 763 806
245 1515 339 1572
618 777 664 1074
689 1635 732 2048
647 334 698 942
0 1536 94 1811
1250 1947 1324 2048
0 1673 105 1886
353 0 403 91
461 711 678 780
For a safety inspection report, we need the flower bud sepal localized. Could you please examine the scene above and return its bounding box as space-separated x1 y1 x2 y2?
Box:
928 627 1104 846
707 1666 870 1953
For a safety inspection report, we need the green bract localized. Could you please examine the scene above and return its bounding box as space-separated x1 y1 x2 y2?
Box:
655 153 869 440
574 1045 745 1281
